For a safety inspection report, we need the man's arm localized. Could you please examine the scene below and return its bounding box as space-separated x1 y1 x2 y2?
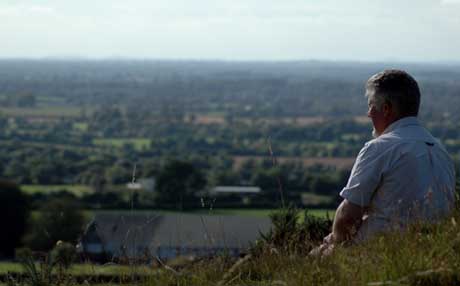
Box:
328 199 366 243
309 199 365 257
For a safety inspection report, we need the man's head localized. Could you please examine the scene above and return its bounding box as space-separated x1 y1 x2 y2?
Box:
365 69 421 137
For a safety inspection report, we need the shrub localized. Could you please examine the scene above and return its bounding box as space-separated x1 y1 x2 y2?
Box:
15 248 55 286
23 198 85 251
0 180 29 258
50 241 76 270
13 246 76 286
254 205 332 255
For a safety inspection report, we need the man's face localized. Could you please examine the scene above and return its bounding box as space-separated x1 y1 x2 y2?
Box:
366 89 386 138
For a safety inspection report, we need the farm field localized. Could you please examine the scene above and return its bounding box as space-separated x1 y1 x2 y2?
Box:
0 140 102 153
73 122 88 131
187 114 371 127
93 138 151 151
0 106 83 118
22 185 93 196
232 155 355 170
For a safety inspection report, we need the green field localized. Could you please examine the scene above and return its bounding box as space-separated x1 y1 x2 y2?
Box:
93 138 151 150
22 185 93 197
0 262 22 274
301 192 335 205
73 122 88 131
0 106 83 118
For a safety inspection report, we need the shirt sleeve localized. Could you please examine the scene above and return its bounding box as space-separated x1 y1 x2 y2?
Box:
340 141 384 207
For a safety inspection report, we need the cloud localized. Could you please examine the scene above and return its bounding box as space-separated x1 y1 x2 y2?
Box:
0 3 55 16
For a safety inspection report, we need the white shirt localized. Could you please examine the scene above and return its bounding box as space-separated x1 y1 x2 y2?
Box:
340 117 456 241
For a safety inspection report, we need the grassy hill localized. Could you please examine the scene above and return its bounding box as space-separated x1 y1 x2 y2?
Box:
4 208 460 285
148 211 460 285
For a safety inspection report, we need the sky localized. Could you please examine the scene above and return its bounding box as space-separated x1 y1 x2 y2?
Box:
1 0 460 62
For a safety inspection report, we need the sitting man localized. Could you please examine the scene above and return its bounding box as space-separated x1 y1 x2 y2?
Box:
314 69 456 255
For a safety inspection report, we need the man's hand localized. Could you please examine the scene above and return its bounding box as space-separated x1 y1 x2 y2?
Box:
323 233 334 245
309 242 334 257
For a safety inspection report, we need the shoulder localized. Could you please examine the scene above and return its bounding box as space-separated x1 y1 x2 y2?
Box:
355 134 407 169
360 135 393 156
353 139 386 168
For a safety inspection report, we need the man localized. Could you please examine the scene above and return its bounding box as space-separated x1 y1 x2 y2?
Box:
313 69 456 255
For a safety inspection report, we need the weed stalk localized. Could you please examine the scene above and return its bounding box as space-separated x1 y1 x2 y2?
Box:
267 137 285 209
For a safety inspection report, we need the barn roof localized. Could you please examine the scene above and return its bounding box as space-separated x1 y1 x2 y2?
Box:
81 212 271 258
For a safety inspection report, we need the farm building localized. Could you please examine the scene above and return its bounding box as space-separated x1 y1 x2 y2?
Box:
126 178 155 192
78 213 271 262
211 186 261 194
209 186 262 205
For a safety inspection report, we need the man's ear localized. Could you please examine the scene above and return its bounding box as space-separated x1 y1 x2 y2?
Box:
382 102 392 117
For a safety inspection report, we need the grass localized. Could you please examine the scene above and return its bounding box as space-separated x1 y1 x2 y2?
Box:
0 262 151 275
0 262 23 273
93 138 151 151
144 213 460 286
22 184 93 197
5 209 460 285
73 263 151 275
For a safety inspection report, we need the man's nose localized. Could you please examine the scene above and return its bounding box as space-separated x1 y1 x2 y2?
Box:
367 108 372 118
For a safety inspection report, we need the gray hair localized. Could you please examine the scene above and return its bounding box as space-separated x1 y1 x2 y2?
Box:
366 69 421 117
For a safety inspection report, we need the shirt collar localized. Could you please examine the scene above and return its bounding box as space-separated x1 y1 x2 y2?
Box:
382 116 420 135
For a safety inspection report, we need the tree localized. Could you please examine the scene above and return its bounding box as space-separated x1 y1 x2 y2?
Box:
309 175 340 196
155 160 206 209
0 115 7 131
23 198 85 251
0 181 29 258
210 170 241 186
105 164 131 184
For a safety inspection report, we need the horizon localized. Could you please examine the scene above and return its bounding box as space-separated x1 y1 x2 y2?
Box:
1 57 460 66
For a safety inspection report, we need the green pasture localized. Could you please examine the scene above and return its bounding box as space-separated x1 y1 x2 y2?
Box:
22 184 93 197
0 262 22 274
36 95 67 104
341 133 363 141
301 192 334 205
0 139 101 153
73 122 88 132
93 138 151 151
0 106 82 118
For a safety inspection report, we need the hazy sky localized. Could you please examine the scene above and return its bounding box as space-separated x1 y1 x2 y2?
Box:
1 0 460 61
